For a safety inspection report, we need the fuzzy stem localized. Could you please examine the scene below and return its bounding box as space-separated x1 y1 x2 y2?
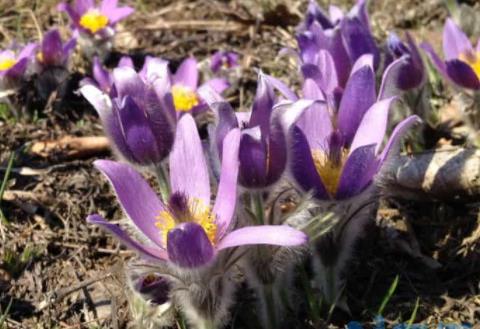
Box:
196 317 216 329
259 283 278 329
251 191 265 225
155 163 170 202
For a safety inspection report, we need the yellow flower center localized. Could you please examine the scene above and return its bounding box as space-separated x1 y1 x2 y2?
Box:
311 148 348 197
171 84 199 112
155 198 217 246
79 10 109 34
459 51 480 79
0 58 16 71
36 52 44 63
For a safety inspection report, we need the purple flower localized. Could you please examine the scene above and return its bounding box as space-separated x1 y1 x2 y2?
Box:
210 51 239 73
87 114 307 268
422 18 480 90
36 29 76 69
80 65 175 166
168 57 229 114
214 72 311 189
132 274 170 305
380 32 425 95
0 43 37 79
58 0 134 37
291 56 421 200
297 0 379 87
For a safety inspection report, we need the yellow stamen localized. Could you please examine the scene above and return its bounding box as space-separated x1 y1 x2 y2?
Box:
36 52 44 63
171 84 199 112
311 148 348 197
0 58 16 71
459 51 480 79
155 198 217 246
155 211 176 246
79 9 109 34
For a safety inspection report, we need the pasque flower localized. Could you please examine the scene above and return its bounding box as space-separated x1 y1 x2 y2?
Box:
80 65 175 166
422 18 480 90
210 51 239 73
88 114 307 268
58 0 134 37
90 56 229 115
291 55 420 200
297 0 379 87
385 32 425 91
35 29 76 69
0 43 37 80
214 72 311 189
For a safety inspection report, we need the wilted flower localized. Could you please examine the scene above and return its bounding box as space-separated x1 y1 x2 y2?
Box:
291 55 420 200
422 18 480 90
297 0 379 87
214 72 311 189
88 114 307 268
35 29 76 69
0 43 37 81
385 32 425 91
58 0 134 38
80 65 175 166
210 51 239 73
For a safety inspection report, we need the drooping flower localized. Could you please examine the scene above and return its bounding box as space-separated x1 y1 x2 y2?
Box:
213 72 312 189
0 43 37 80
384 32 425 92
291 55 420 200
35 29 76 69
210 51 239 73
422 18 480 90
297 0 379 87
58 0 134 37
88 114 307 268
80 65 175 166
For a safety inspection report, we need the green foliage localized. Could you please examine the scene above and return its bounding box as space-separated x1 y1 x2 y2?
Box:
2 245 42 278
377 275 399 316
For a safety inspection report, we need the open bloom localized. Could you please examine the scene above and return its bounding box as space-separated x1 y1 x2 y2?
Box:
210 51 239 73
80 65 175 166
0 43 37 80
91 56 229 116
214 72 312 188
58 0 134 37
35 29 76 69
422 18 480 90
88 114 307 268
384 32 425 91
297 0 379 87
168 57 229 114
291 55 420 200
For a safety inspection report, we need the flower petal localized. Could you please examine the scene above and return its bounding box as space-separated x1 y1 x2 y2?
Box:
169 114 210 204
213 128 241 238
238 128 267 187
118 96 162 164
106 6 134 24
93 160 166 247
249 71 275 136
290 126 330 199
217 225 307 250
445 59 480 90
112 66 144 99
340 17 380 68
200 78 230 94
87 214 167 261
337 63 376 146
349 97 396 154
443 18 472 60
41 30 64 66
335 144 377 199
167 222 214 268
379 115 421 163
92 57 112 92
172 57 198 89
